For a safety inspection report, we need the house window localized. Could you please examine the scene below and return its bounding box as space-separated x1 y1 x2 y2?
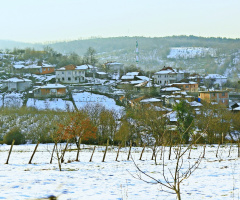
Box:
62 78 64 81
68 77 71 81
222 93 225 96
68 71 71 75
62 72 64 74
185 85 189 88
75 77 78 81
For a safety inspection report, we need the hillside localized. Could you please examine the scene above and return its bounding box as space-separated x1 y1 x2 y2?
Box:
1 36 240 79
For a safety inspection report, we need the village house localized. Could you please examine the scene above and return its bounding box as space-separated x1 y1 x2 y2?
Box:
33 84 66 98
105 62 124 74
172 82 198 92
2 77 32 91
198 90 229 106
56 64 88 84
153 66 184 86
12 62 55 75
139 98 163 107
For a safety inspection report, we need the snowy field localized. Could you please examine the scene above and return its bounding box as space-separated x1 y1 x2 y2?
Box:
0 144 240 200
72 92 124 113
0 93 23 107
26 98 74 111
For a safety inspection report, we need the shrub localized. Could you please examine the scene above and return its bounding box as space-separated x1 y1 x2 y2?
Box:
3 127 26 145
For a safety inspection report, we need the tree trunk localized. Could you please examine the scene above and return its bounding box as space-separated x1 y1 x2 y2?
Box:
76 138 81 161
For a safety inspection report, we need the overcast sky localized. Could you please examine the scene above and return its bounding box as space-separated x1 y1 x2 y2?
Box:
0 0 239 43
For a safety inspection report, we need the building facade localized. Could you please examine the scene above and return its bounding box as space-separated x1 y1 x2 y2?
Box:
56 64 88 84
2 78 32 91
153 66 184 86
33 84 66 98
198 90 229 106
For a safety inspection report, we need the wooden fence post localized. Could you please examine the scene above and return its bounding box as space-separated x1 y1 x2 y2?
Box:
115 144 121 161
216 142 220 158
6 140 15 164
89 146 96 162
127 140 132 160
188 146 192 159
228 142 232 157
168 144 172 160
61 142 69 163
50 143 56 164
238 140 240 158
139 144 145 160
102 140 109 162
76 138 81 161
151 143 157 160
202 144 206 158
28 142 40 164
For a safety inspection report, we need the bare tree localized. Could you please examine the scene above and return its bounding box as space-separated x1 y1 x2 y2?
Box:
130 126 206 200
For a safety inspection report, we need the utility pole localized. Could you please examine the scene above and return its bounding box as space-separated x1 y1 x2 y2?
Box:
136 39 139 67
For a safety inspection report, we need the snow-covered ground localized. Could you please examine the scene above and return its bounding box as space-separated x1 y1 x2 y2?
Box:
167 47 216 59
0 93 23 107
26 98 74 111
0 144 239 200
73 92 124 113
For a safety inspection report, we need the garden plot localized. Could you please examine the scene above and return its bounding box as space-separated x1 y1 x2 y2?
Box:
0 144 240 200
72 92 124 113
0 93 23 107
26 98 74 111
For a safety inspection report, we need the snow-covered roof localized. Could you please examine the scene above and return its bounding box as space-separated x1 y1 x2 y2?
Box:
37 84 66 89
121 75 135 80
165 111 177 122
130 80 144 85
134 81 148 87
189 101 203 107
126 72 139 76
75 65 88 70
161 87 181 92
24 65 41 69
140 98 162 103
154 106 172 112
233 107 240 111
76 65 92 70
106 62 123 65
155 69 176 75
3 77 32 83
136 76 151 81
13 64 25 69
173 82 197 85
97 72 107 75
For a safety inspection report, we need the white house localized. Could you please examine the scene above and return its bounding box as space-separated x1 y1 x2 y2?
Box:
2 77 32 91
153 66 184 86
56 64 89 84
